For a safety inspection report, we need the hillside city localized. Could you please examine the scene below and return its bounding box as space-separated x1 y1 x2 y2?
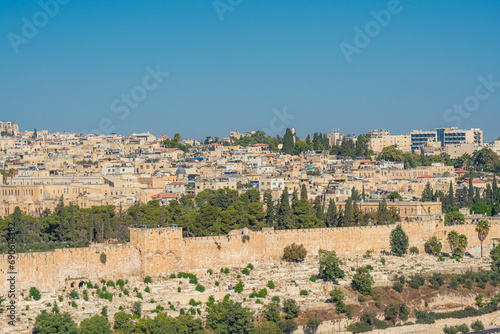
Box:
2 121 500 334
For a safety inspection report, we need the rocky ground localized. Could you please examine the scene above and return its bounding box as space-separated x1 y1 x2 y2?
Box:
2 252 497 333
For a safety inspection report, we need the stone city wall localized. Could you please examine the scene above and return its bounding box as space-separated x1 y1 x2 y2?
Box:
1 220 499 294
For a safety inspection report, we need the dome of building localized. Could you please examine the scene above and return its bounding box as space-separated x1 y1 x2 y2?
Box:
176 167 186 174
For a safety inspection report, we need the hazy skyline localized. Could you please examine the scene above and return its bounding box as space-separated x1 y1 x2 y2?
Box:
2 0 500 141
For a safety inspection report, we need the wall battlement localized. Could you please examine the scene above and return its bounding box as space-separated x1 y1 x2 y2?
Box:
1 221 498 294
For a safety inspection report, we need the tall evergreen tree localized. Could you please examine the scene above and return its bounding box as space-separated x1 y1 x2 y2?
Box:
343 198 353 227
422 182 433 202
69 203 75 242
325 199 337 227
493 175 499 202
486 184 493 206
291 189 299 207
377 199 390 225
448 182 455 209
362 185 366 201
313 196 324 222
282 128 294 155
300 184 308 201
87 211 93 242
277 187 291 229
468 177 474 206
264 191 275 226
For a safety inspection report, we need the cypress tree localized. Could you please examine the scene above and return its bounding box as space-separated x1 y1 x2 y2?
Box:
264 191 275 226
468 177 474 205
448 182 455 209
69 203 75 242
326 199 337 227
283 128 294 155
493 175 499 202
87 210 93 242
343 198 353 227
300 184 308 201
277 187 290 229
291 189 299 207
313 196 324 222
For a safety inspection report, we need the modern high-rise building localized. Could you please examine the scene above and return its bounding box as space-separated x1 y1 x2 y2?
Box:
436 127 483 147
411 127 482 151
410 130 437 151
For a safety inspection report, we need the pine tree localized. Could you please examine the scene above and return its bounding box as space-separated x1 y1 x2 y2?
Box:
422 182 433 202
282 128 294 155
362 185 366 201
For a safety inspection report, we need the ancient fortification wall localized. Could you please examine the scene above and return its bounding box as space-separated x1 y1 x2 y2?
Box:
1 221 499 294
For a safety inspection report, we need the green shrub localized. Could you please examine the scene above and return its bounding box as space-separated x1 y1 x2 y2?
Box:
189 298 200 306
471 320 484 332
347 321 372 333
144 276 152 284
242 268 250 275
69 290 78 299
409 246 419 254
272 296 280 304
283 243 307 262
299 290 308 296
358 295 366 302
381 257 386 265
29 287 41 300
448 277 459 290
267 281 275 289
310 275 317 282
170 273 176 279
429 272 445 289
366 265 373 270
393 281 403 293
351 266 374 296
144 286 150 293
283 299 300 319
408 273 425 289
116 279 125 288
234 281 243 293
305 318 322 330
195 284 205 293
246 263 254 270
106 280 115 287
71 301 77 308
374 319 389 329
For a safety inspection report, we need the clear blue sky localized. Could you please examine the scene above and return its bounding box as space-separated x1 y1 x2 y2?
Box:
1 0 499 141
